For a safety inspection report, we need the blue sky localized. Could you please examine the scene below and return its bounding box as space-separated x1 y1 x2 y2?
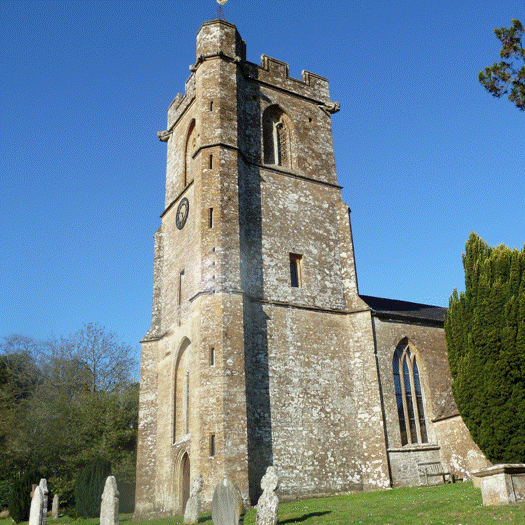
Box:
1 0 524 355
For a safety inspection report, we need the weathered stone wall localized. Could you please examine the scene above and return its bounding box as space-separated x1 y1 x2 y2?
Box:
372 316 447 486
373 317 447 447
434 416 491 480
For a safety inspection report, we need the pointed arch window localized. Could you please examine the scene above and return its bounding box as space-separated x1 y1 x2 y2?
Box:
393 340 428 446
174 338 191 441
263 106 291 168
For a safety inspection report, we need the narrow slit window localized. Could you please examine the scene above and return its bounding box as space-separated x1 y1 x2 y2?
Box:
209 154 213 169
209 208 214 229
210 434 216 456
184 370 189 435
178 269 185 305
210 100 214 111
289 253 302 288
210 347 215 366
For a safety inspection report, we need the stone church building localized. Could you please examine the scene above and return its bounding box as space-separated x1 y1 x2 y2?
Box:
134 19 489 518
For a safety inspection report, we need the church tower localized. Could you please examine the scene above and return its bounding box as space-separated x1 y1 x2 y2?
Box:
135 20 391 518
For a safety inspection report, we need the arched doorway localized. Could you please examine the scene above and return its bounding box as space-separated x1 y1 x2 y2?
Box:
181 452 190 513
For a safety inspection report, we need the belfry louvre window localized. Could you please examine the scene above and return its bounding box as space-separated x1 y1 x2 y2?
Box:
289 253 302 288
393 340 428 446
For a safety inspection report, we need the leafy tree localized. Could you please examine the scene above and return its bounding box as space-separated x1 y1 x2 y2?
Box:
445 233 525 463
479 19 524 111
0 337 43 479
0 325 139 511
44 323 136 393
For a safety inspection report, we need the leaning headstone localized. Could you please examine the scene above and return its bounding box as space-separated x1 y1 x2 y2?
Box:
211 478 245 525
100 476 119 525
39 479 48 525
51 494 59 519
183 474 203 524
255 467 279 525
28 486 44 525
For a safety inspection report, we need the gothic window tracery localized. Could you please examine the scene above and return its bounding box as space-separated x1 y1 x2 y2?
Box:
393 339 428 446
263 106 292 168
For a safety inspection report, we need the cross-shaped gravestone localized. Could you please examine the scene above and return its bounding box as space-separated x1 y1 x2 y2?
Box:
255 467 279 525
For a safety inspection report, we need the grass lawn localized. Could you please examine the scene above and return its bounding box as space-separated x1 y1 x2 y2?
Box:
3 483 525 525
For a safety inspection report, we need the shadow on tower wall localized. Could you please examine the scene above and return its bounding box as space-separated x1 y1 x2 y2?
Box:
237 65 273 506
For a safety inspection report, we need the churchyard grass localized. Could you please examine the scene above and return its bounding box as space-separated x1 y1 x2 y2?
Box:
2 482 524 525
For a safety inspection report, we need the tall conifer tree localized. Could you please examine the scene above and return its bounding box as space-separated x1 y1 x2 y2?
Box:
445 233 525 463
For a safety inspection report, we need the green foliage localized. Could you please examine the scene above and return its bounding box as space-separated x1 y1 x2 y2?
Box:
0 480 11 510
8 470 42 523
479 19 524 111
0 326 138 511
74 458 111 518
445 232 525 463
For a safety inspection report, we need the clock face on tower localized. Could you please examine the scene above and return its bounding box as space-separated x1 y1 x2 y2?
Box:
176 197 189 230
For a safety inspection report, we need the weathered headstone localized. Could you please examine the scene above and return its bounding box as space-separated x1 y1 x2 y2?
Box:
39 479 48 525
100 476 119 525
211 478 245 525
183 474 203 524
51 494 59 519
255 467 279 525
28 486 44 525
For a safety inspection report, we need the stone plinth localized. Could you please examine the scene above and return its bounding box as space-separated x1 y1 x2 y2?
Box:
472 464 525 505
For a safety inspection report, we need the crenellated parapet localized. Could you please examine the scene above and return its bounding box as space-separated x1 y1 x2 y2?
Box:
160 20 338 138
244 55 331 103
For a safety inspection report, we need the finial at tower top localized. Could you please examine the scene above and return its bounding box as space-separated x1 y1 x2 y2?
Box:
216 0 227 20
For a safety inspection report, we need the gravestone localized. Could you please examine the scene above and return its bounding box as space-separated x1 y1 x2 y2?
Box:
51 494 59 519
255 467 279 525
28 486 44 525
183 474 203 524
100 476 119 525
211 478 245 525
39 479 48 525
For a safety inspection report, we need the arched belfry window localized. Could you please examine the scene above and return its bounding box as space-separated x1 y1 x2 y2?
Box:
263 105 292 168
184 120 197 186
393 339 428 446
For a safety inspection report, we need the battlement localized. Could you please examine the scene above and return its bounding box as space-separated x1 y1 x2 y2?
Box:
246 54 330 101
165 20 334 132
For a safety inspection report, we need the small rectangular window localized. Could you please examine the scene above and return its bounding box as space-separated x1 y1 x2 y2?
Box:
289 253 302 288
210 347 215 366
209 154 213 169
210 100 214 111
210 434 216 456
208 208 214 229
